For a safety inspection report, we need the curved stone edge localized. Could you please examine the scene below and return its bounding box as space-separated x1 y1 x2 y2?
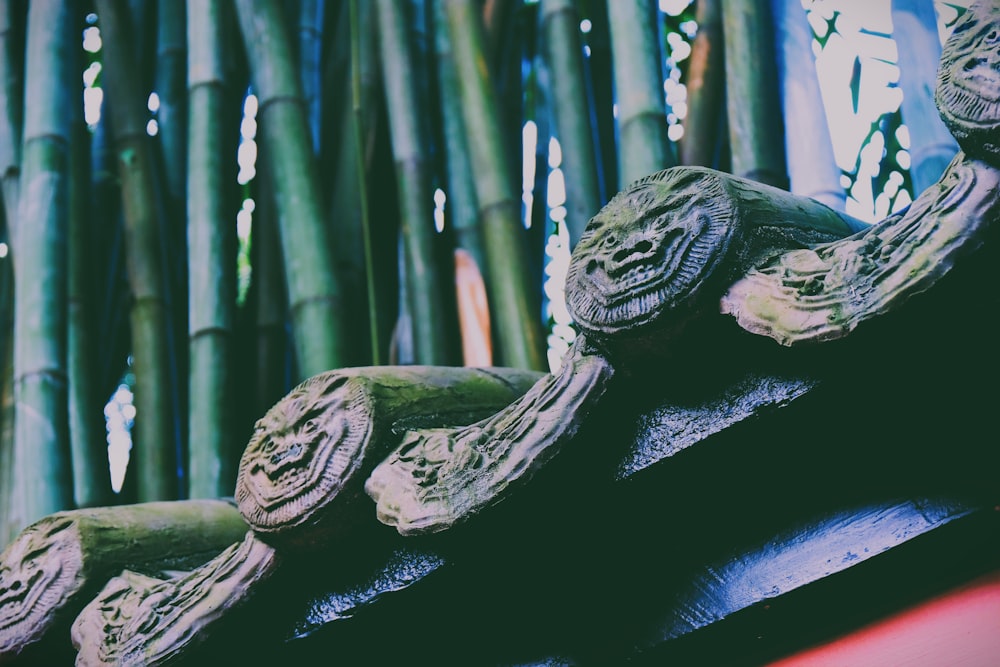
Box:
721 155 999 345
71 531 279 667
0 500 246 663
366 343 616 536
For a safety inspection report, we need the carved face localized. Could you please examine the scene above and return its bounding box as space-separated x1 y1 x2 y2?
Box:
565 168 732 338
235 372 372 534
936 2 1000 159
0 516 81 651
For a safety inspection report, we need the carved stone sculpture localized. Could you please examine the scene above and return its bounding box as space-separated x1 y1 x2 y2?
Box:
367 0 999 536
7 3 995 663
71 531 278 667
366 171 861 534
0 500 246 664
235 366 542 546
72 366 541 664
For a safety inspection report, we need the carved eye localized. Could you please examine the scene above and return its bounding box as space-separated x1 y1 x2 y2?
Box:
986 29 999 43
301 418 319 434
603 233 617 247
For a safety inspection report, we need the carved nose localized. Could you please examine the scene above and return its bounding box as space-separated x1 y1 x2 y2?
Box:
611 237 654 266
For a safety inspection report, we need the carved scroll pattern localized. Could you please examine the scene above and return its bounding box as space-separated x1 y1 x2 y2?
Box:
722 156 999 344
0 517 81 657
71 532 278 667
235 372 372 536
366 343 615 535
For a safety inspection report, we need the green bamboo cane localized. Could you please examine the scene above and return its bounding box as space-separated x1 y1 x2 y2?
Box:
0 0 23 547
680 0 724 168
376 0 451 366
326 0 382 366
186 0 237 499
444 0 545 371
68 29 114 509
433 0 485 276
891 0 958 193
297 0 323 154
250 163 290 418
127 0 155 95
607 0 675 188
483 0 515 61
11 0 75 531
155 3 189 453
0 0 23 250
234 0 346 380
0 334 13 547
771 0 843 210
95 0 178 502
722 0 787 188
540 0 601 247
155 0 187 208
354 0 389 365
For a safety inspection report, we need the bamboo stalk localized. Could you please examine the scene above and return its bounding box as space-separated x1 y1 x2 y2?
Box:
540 0 601 246
433 0 485 275
10 0 75 532
155 0 187 208
607 0 675 188
680 0 724 168
187 0 237 499
585 1 618 201
0 0 23 548
249 166 290 419
722 0 788 188
338 0 383 365
0 333 13 548
297 0 324 154
0 0 22 248
67 27 114 509
444 0 545 371
891 0 959 193
377 0 451 366
771 0 843 210
95 0 179 501
234 0 346 380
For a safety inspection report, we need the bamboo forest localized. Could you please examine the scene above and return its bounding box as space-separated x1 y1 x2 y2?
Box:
0 0 970 549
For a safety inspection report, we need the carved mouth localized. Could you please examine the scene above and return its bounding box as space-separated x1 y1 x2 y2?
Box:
956 56 1000 101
